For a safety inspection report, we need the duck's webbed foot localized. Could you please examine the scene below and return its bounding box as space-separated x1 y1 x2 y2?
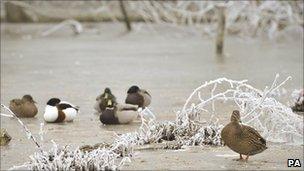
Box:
233 154 243 161
234 154 249 162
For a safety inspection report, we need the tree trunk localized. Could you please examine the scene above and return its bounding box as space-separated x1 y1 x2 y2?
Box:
119 0 132 31
215 7 226 57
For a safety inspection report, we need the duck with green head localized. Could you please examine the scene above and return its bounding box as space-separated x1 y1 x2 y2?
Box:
221 110 267 162
94 88 117 113
9 95 38 118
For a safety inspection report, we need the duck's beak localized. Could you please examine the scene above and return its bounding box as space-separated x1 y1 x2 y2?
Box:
105 93 108 99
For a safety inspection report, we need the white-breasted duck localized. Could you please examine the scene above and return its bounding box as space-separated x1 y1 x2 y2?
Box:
94 88 117 113
125 85 151 108
100 99 139 125
44 98 79 123
9 95 38 118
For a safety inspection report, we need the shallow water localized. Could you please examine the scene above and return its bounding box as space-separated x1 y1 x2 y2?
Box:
0 23 303 170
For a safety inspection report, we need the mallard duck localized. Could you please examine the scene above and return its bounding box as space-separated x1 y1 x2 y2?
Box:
9 95 38 118
291 89 304 112
100 99 139 125
94 88 117 113
0 129 12 146
125 85 151 108
221 110 267 161
44 98 79 123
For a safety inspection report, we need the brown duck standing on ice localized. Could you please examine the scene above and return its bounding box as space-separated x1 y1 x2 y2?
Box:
125 85 151 108
221 110 267 161
9 95 38 118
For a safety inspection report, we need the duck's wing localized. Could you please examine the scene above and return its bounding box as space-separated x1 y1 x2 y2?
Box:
118 104 138 111
238 125 267 155
241 125 266 145
141 89 151 97
9 99 24 116
57 103 73 110
115 105 138 124
139 90 151 107
125 93 144 107
10 99 23 106
59 101 79 111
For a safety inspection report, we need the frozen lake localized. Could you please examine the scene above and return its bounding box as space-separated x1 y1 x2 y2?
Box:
1 23 303 170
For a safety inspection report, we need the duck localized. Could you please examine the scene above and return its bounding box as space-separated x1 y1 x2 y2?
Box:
44 98 79 123
9 95 38 118
125 85 151 108
94 88 117 113
291 89 304 112
221 110 267 162
0 128 12 146
100 99 139 125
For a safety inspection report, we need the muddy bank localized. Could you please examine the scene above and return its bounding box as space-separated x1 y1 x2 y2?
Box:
0 23 303 170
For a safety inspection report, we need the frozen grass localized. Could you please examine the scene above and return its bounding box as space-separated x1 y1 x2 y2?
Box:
3 75 303 170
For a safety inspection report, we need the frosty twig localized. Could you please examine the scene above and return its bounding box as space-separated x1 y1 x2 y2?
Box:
1 104 42 151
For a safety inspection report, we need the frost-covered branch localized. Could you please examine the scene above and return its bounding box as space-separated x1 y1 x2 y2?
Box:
177 75 303 145
1 104 42 151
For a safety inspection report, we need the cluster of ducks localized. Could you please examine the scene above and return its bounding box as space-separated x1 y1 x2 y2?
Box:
8 85 151 125
9 95 79 123
94 86 151 124
7 86 269 161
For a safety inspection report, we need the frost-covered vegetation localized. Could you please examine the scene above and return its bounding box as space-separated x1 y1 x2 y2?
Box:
4 1 303 39
115 1 303 39
177 75 303 145
3 75 303 170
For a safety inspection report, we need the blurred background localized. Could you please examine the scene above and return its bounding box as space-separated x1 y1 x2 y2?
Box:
0 1 303 170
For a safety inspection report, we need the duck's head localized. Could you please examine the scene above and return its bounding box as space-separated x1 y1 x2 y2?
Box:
47 98 61 106
103 88 112 98
22 95 36 103
104 87 112 94
231 110 241 123
127 85 140 94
